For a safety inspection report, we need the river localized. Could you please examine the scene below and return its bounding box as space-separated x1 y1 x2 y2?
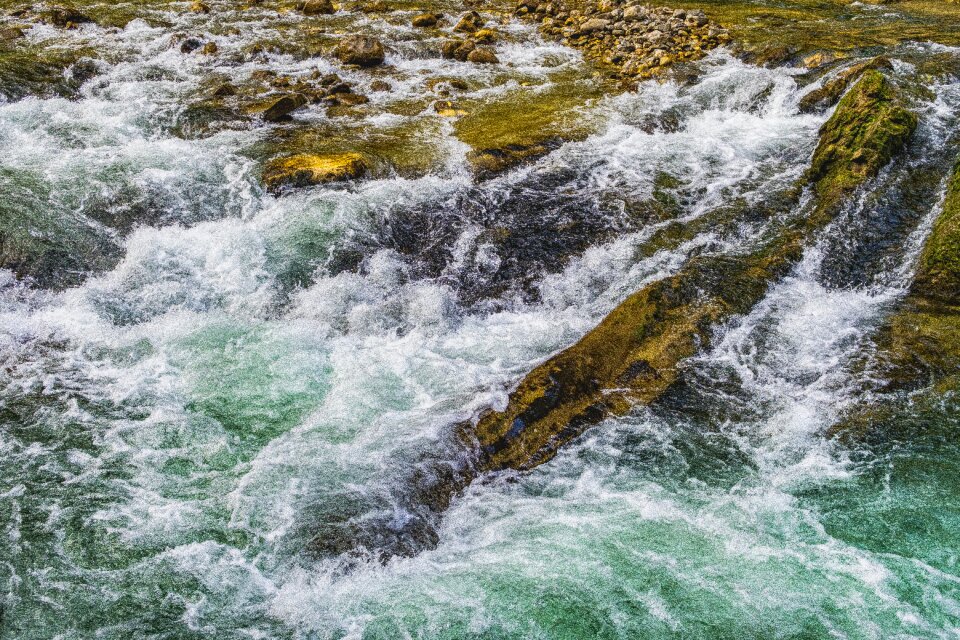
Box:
1 1 959 638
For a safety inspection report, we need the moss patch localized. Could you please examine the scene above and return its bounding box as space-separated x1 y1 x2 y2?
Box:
660 0 960 60
453 78 610 176
913 159 960 304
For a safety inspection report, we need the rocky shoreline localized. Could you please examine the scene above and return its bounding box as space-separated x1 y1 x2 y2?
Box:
514 0 730 81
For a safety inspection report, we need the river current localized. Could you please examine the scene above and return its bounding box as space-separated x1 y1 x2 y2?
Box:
1 3 960 638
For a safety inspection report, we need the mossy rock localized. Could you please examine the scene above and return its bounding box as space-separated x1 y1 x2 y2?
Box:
0 43 99 101
453 79 611 177
248 117 448 182
798 56 892 114
807 70 917 216
824 133 960 444
913 158 960 303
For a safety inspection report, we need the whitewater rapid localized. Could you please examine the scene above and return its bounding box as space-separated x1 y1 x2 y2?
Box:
2 6 960 638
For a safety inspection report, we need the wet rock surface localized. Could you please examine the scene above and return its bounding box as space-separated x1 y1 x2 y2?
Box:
263 152 369 192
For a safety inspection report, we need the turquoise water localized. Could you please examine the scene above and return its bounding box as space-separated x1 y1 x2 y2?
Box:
1 4 960 639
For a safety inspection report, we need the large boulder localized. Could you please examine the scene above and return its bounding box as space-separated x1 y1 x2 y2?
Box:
263 153 368 192
807 70 917 209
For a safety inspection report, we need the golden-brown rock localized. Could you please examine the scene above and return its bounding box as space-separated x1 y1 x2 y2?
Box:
263 153 368 191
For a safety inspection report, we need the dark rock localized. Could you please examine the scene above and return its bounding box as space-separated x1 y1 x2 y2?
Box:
41 7 93 28
261 93 308 121
330 93 369 106
180 37 204 54
327 82 352 94
453 39 476 61
319 73 342 86
335 35 386 67
212 82 237 97
440 39 461 59
68 59 99 85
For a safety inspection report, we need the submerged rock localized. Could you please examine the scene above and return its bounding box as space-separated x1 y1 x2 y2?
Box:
306 70 918 562
911 161 960 304
829 157 960 442
179 37 204 54
262 153 368 191
335 35 386 67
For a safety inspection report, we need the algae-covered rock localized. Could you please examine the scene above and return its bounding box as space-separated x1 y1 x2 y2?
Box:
466 47 498 64
798 56 892 114
807 70 917 213
827 158 960 442
411 12 439 27
466 141 559 179
453 10 484 34
263 153 368 192
454 80 607 177
470 70 917 473
913 158 960 303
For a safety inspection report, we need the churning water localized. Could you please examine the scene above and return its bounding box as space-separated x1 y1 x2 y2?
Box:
1 5 960 639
